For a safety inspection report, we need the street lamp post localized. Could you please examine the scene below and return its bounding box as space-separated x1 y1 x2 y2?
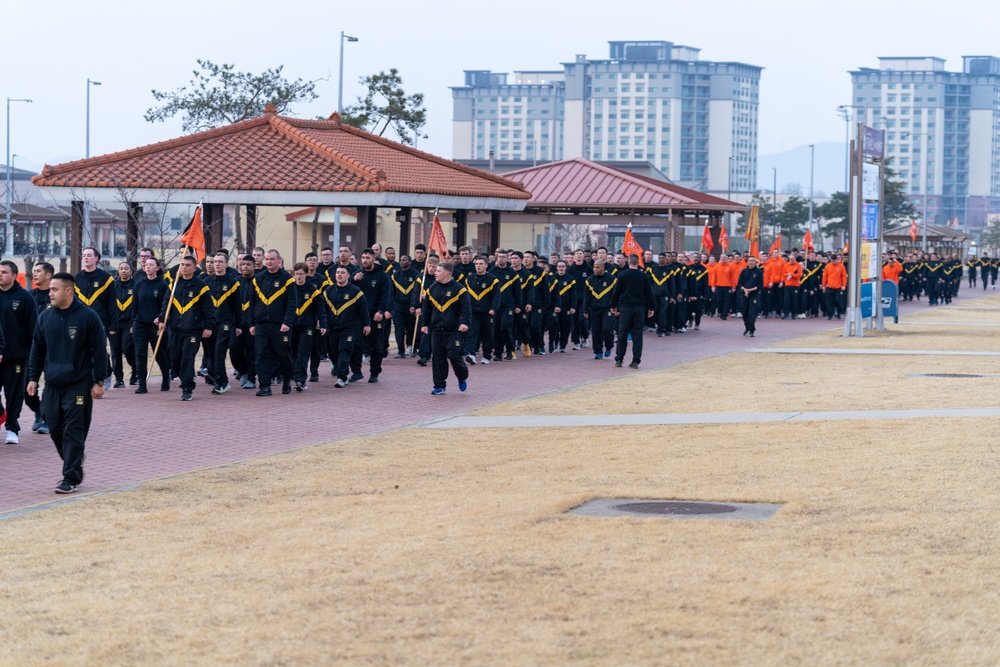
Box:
727 155 734 239
772 166 778 245
902 131 930 251
808 143 815 245
338 31 359 115
335 31 358 252
837 105 851 192
84 78 101 249
6 97 33 257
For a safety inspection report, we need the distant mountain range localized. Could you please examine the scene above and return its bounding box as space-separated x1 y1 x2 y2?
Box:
757 141 847 198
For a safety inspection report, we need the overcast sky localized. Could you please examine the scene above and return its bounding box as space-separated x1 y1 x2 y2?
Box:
6 0 998 185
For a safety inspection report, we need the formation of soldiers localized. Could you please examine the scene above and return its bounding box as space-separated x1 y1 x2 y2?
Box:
2 241 992 423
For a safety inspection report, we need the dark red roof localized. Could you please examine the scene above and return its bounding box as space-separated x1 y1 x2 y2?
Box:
503 158 740 210
33 113 530 201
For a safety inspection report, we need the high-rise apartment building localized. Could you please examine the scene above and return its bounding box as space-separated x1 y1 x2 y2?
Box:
451 40 762 192
850 56 1000 233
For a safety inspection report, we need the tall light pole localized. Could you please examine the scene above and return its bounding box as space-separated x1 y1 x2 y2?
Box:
837 105 851 192
84 78 101 249
808 143 815 244
335 32 358 252
338 32 359 115
772 166 778 244
6 97 33 256
727 155 734 238
902 131 930 251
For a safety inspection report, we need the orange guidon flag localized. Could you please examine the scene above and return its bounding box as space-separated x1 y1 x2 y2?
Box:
769 232 782 253
910 220 918 241
622 223 645 267
719 225 730 252
427 213 449 258
803 229 814 252
701 223 714 252
744 205 760 258
178 205 206 263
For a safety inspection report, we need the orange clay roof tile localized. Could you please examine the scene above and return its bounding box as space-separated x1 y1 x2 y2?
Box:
33 113 529 200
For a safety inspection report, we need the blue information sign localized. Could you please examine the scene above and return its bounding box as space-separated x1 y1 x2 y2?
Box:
862 203 879 240
861 280 899 323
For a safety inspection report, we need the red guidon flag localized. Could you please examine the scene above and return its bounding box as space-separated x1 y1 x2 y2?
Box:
910 220 918 241
622 223 645 267
178 205 206 263
701 223 714 252
719 225 730 252
427 213 449 258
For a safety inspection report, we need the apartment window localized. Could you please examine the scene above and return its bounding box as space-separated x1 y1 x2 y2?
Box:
622 85 631 93
621 73 630 79
594 87 604 93
501 106 509 114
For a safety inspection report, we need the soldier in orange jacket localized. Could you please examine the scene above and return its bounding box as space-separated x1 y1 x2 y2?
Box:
882 256 903 285
782 254 804 319
821 255 848 319
710 255 737 320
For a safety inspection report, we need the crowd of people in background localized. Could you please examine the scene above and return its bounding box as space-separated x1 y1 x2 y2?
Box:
9 240 995 493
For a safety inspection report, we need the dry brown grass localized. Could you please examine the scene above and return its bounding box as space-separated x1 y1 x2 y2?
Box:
2 296 1000 666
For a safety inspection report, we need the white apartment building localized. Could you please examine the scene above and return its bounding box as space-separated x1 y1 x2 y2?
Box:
452 40 762 193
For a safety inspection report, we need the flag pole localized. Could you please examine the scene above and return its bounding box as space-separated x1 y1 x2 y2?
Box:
146 245 189 381
412 208 444 352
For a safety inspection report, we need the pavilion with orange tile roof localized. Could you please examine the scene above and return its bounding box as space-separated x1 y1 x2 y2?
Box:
32 107 531 271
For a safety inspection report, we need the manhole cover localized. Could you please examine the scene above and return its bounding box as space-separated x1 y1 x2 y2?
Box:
913 373 984 378
611 501 738 515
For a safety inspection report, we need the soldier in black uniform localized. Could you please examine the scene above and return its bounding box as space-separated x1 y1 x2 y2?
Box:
610 254 654 369
647 254 671 337
158 255 215 401
463 255 500 364
0 261 38 444
410 255 439 366
352 249 392 383
290 263 326 391
233 254 258 389
510 251 535 357
800 251 823 317
75 246 117 391
583 259 617 359
419 261 472 395
552 261 577 353
389 255 418 359
110 261 137 388
523 251 547 356
131 257 170 394
736 256 764 336
27 262 54 433
249 250 296 396
323 265 370 388
206 251 241 394
923 253 945 305
538 258 562 354
566 250 591 348
27 272 108 494
489 250 522 361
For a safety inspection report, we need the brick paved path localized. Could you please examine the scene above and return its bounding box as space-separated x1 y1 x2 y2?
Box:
0 304 928 514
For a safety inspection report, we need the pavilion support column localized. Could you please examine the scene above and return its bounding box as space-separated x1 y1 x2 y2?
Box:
366 207 378 249
490 210 501 252
127 202 141 267
202 203 224 259
398 207 412 257
354 206 378 252
454 209 468 249
353 207 370 251
70 200 84 274
246 205 257 251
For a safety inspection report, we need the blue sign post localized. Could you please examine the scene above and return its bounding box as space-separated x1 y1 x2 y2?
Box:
861 280 899 323
862 203 879 240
